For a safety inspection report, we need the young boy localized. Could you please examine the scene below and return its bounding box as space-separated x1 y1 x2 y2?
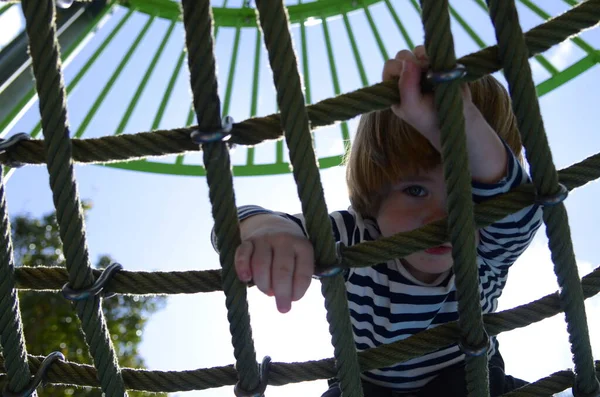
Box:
225 47 542 396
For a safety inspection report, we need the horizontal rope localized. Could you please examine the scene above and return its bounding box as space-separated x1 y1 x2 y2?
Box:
502 362 600 396
3 265 599 393
12 150 600 295
2 0 598 166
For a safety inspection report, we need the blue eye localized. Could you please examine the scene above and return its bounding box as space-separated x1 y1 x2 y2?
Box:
404 185 427 197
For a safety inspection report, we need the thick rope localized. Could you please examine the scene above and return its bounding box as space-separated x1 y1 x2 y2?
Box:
4 0 599 167
0 166 32 393
12 150 600 295
421 1 489 395
20 0 126 395
2 265 599 393
502 363 600 397
487 1 599 395
254 1 362 395
180 0 260 392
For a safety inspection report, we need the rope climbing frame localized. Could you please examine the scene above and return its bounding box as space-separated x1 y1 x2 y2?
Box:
0 0 599 396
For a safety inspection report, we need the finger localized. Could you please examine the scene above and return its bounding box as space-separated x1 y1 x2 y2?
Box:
291 242 314 302
394 49 416 62
235 241 254 282
398 58 423 109
250 239 273 295
413 45 429 67
382 59 403 81
271 240 295 313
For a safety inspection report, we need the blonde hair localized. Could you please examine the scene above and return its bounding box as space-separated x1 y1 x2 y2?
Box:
345 75 522 218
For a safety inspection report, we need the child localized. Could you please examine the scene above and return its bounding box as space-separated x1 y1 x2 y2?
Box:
225 46 542 396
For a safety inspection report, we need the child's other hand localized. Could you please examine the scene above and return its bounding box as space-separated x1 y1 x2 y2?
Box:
235 229 314 314
383 46 507 184
382 45 471 151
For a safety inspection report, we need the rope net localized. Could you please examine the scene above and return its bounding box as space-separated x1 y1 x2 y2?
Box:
0 0 599 396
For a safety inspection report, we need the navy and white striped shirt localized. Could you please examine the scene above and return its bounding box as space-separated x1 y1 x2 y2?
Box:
230 147 542 392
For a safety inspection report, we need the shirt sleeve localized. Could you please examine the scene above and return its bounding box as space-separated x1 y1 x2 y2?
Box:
211 205 371 253
474 142 543 270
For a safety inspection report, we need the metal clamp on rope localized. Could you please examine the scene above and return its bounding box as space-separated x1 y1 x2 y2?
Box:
535 183 569 207
0 133 31 169
458 331 490 357
62 262 122 301
313 241 345 279
426 63 467 85
191 115 234 144
234 356 271 397
2 351 65 397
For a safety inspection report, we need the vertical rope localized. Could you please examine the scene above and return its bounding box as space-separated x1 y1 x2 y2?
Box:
486 1 600 395
420 1 490 396
0 166 32 394
180 0 260 392
254 2 362 396
20 0 126 395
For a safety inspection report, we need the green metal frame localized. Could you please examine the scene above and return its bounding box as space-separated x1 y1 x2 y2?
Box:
1 0 598 177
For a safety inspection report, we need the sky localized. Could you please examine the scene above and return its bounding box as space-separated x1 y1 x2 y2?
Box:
1 0 600 396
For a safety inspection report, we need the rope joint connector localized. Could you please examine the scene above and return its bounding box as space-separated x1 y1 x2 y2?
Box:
62 262 123 301
191 116 234 144
234 356 271 397
2 352 65 397
426 64 467 85
458 331 490 357
535 183 568 207
313 241 345 279
0 133 31 168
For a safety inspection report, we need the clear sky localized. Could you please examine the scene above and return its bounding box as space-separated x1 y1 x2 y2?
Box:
1 1 600 396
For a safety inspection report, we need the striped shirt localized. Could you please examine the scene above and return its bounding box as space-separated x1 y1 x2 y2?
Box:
229 147 542 393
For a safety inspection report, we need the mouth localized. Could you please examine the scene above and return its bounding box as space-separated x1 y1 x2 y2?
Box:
424 244 452 255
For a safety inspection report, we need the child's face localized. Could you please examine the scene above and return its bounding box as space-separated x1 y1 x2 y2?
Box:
375 164 455 284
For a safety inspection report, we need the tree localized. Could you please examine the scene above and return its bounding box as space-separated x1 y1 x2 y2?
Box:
11 204 167 396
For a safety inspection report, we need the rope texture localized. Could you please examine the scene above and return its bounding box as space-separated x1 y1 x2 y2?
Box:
1 265 599 393
487 0 600 395
20 0 126 395
421 1 489 395
0 166 32 393
254 1 362 395
180 0 260 393
3 0 598 167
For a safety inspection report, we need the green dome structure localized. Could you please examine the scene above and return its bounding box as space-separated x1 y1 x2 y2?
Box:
1 0 598 177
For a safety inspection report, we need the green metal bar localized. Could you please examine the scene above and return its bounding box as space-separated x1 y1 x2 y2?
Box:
0 3 117 137
384 0 415 50
473 0 488 12
448 4 486 49
74 15 155 138
123 0 383 28
115 20 176 135
362 5 389 61
518 0 598 57
154 48 186 131
536 52 598 97
221 26 242 117
246 29 262 167
104 153 346 177
0 3 13 17
471 0 559 75
342 13 368 86
322 17 350 148
300 18 311 104
409 0 422 14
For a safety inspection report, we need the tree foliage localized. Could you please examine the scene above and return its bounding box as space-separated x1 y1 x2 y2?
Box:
10 206 167 396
